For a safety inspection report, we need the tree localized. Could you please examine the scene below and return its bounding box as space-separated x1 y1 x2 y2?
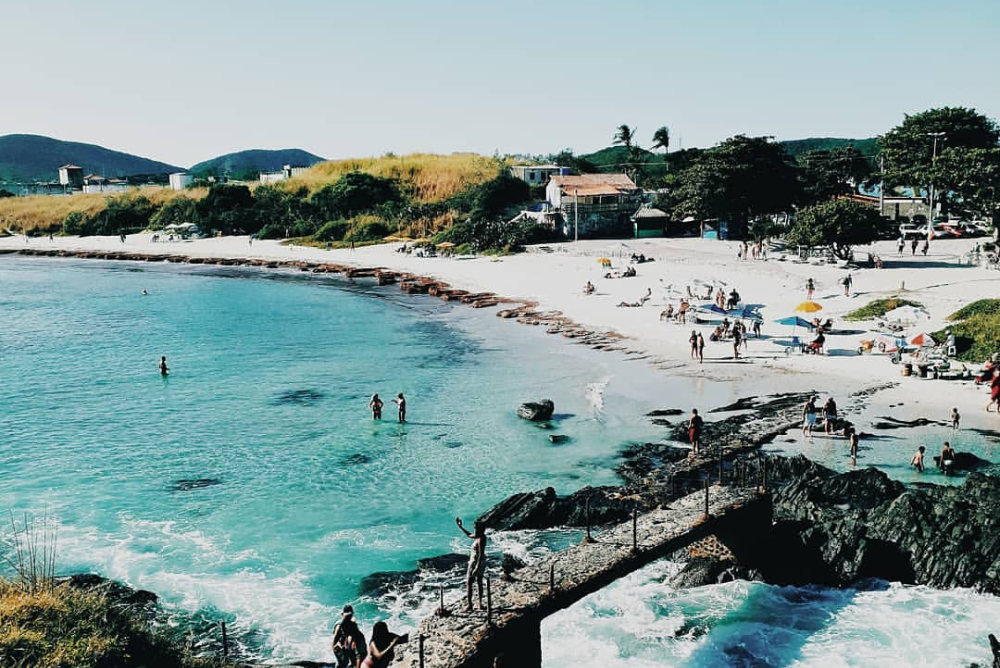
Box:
310 171 401 221
669 135 799 239
879 107 1000 208
149 196 197 230
469 174 530 222
613 125 635 149
549 149 598 175
651 126 670 158
931 147 1000 219
194 184 254 235
799 146 873 204
785 198 883 260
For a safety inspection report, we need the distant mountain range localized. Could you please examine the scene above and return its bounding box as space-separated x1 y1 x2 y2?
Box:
189 149 326 179
0 134 184 183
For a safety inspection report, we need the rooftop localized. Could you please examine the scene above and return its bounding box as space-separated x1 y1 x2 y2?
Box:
550 173 638 196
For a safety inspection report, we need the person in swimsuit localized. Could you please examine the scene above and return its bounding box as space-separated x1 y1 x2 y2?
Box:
802 397 817 437
159 356 169 376
911 445 926 473
369 394 383 420
951 407 960 430
688 408 704 455
689 331 698 359
697 333 705 363
939 441 956 475
393 393 406 423
457 516 487 611
822 397 838 435
361 621 407 668
332 604 366 668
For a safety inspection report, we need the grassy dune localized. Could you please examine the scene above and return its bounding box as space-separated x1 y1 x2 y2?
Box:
0 188 207 234
289 153 502 201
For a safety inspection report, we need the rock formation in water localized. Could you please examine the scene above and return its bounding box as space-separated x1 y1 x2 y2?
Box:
517 400 554 421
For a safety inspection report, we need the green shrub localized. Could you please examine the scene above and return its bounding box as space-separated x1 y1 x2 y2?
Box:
344 219 390 242
314 219 350 242
61 212 87 236
936 299 1000 361
844 298 923 321
947 299 1000 321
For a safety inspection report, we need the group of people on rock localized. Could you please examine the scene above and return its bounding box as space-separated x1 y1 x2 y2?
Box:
801 396 840 437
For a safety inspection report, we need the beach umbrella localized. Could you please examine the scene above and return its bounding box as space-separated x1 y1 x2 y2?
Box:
698 303 727 316
730 307 762 322
597 257 610 263
908 332 937 347
873 332 906 352
436 242 456 249
794 301 823 313
884 305 929 323
774 316 813 328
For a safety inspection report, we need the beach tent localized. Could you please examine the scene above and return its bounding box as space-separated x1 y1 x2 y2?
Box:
794 301 823 313
697 303 728 316
884 305 929 324
729 307 763 322
908 332 937 347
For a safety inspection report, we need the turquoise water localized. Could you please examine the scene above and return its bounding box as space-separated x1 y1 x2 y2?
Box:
0 257 730 660
5 257 999 667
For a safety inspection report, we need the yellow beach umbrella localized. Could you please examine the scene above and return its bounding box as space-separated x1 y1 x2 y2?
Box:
794 301 823 313
597 257 610 263
436 242 456 249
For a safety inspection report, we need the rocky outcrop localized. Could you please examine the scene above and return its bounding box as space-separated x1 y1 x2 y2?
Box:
770 467 1000 593
478 485 635 531
517 400 554 422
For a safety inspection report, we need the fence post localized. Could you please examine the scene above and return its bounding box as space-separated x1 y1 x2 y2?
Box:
419 634 426 668
437 585 448 617
761 457 768 493
221 621 228 664
486 577 493 626
549 563 555 592
583 495 595 544
631 507 638 552
702 476 710 519
718 444 724 485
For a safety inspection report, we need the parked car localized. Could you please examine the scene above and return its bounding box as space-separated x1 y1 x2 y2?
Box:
936 223 963 238
899 224 927 240
965 221 992 237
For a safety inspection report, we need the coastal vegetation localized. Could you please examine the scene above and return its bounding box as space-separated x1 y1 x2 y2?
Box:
843 298 923 321
784 198 883 260
938 299 1000 361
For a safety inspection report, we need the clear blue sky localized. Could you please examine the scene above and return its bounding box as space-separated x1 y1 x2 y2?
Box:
2 0 998 168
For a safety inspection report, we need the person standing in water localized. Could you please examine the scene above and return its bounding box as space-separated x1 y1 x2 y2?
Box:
911 445 926 472
951 407 960 430
802 397 817 437
392 393 406 423
456 517 487 611
822 397 838 435
158 356 169 376
369 394 384 420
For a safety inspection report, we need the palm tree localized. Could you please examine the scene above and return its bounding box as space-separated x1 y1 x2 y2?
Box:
613 124 635 149
652 126 670 157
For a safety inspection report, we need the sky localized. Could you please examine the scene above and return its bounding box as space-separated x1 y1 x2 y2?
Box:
2 0 999 168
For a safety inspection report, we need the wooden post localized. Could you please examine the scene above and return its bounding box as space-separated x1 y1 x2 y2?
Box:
419 634 426 668
486 577 493 625
582 495 595 544
549 562 555 591
702 476 710 519
718 445 724 485
437 585 448 617
631 507 638 552
762 457 768 493
221 621 228 664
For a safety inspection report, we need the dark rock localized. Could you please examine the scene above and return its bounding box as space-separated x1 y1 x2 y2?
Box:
518 400 555 421
548 434 570 444
646 409 684 417
271 389 325 406
60 573 158 608
170 478 221 492
871 416 948 430
501 553 527 575
478 485 635 531
338 453 371 466
358 553 500 598
668 556 763 589
932 451 992 473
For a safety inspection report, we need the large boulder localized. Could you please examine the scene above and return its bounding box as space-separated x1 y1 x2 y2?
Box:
517 400 554 421
478 485 636 531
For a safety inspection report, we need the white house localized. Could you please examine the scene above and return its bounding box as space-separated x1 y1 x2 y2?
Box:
259 164 311 184
546 173 643 237
509 164 568 185
169 172 194 190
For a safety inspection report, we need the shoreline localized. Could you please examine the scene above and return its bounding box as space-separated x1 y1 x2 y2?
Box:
3 233 999 427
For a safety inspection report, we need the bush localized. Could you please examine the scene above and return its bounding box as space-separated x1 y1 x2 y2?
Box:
310 172 402 221
344 218 390 242
936 299 1000 361
947 299 1000 321
61 211 87 236
844 298 923 321
314 219 351 242
149 196 196 231
436 217 551 253
194 184 254 235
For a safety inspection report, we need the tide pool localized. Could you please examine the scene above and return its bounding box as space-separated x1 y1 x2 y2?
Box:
0 257 733 660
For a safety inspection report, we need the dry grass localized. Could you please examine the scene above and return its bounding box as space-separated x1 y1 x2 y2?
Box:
288 153 503 202
0 187 207 234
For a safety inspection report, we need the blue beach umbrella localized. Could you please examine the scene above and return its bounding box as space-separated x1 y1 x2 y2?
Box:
698 303 727 316
774 316 813 328
729 307 763 322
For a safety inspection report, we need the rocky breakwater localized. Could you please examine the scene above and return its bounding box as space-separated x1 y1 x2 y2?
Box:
768 465 1000 592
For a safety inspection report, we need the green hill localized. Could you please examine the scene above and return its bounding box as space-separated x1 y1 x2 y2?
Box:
0 134 182 182
780 137 878 158
189 149 326 179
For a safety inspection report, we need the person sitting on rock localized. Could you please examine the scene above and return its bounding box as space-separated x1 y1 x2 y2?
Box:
332 605 367 668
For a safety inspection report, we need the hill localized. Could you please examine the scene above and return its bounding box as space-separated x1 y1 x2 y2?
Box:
0 134 182 182
581 145 663 171
780 137 878 158
189 149 326 179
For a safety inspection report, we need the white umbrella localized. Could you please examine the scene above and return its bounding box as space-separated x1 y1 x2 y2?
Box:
884 305 929 323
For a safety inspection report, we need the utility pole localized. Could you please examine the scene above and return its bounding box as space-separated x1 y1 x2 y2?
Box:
926 132 946 242
878 155 885 217
574 188 579 242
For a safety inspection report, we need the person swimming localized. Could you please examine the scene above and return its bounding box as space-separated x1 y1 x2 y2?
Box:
159 356 169 376
369 394 383 420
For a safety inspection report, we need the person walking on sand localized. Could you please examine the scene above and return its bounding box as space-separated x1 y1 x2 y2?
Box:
842 273 852 297
392 393 406 423
911 238 918 255
456 517 487 611
332 604 367 668
806 278 815 300
158 356 169 376
802 397 817 437
689 331 698 358
697 333 705 363
897 236 905 256
911 445 926 473
952 407 960 430
369 394 384 420
732 324 742 359
921 239 929 256
688 408 704 455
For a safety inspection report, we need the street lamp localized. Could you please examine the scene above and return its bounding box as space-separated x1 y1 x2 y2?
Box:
574 187 579 242
926 132 946 241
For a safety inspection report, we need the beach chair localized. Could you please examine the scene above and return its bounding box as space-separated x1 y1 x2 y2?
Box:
784 336 802 355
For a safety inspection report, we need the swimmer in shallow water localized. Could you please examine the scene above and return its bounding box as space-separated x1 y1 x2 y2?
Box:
159 356 169 376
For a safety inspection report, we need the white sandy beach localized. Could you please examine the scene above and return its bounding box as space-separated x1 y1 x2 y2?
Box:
4 233 999 431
